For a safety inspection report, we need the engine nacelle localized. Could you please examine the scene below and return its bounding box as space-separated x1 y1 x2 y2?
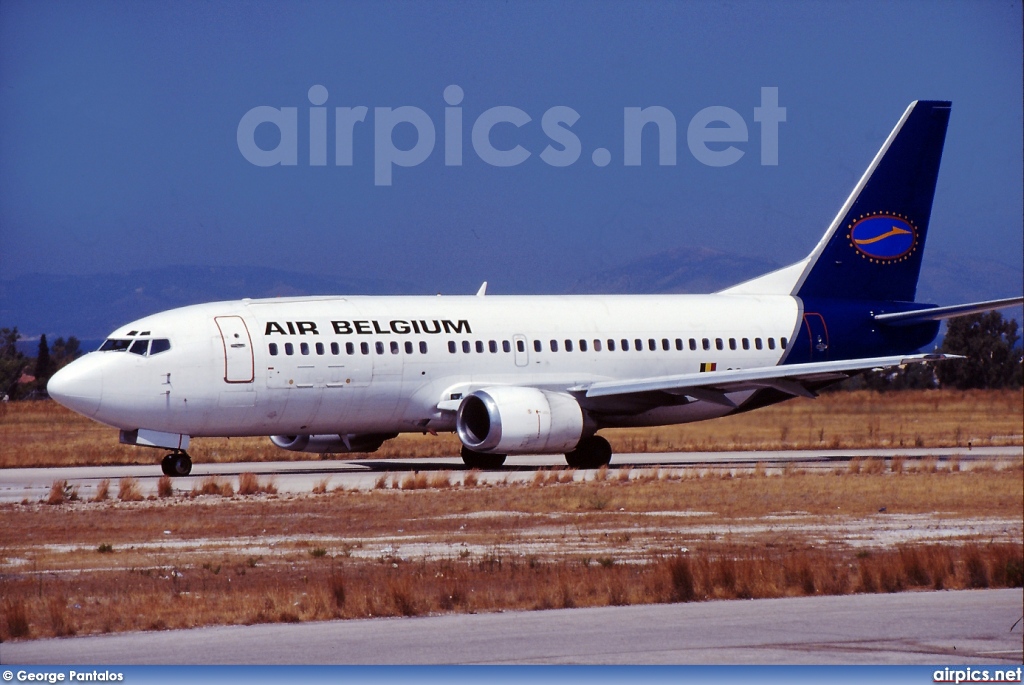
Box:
456 386 583 454
270 433 396 454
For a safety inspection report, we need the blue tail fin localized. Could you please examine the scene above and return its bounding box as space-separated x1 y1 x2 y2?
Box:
794 100 951 302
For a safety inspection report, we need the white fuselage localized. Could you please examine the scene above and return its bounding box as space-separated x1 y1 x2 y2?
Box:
54 293 802 438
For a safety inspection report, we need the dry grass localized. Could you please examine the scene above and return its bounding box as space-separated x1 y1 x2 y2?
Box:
91 479 110 503
46 480 78 505
239 473 278 496
192 476 234 498
1 390 1020 468
1 462 1020 641
0 540 1018 640
157 475 174 498
117 477 142 502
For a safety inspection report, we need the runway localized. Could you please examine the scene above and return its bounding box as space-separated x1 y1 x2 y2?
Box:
1 446 1020 503
4 588 1021 665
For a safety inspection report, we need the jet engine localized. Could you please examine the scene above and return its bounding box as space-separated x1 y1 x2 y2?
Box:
455 386 583 454
270 433 397 454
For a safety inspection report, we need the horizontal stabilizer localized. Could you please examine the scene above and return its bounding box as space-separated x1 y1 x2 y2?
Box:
874 296 1024 326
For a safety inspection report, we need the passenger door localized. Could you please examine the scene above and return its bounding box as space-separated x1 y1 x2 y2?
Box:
215 316 255 383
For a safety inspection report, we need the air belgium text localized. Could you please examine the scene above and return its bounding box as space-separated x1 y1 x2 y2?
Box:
264 320 472 336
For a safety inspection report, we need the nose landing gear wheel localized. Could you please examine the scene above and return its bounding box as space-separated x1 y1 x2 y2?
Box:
161 451 193 477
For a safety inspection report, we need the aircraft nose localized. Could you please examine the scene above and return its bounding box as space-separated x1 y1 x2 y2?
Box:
47 355 104 417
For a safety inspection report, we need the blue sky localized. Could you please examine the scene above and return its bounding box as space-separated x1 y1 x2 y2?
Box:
1 0 1021 296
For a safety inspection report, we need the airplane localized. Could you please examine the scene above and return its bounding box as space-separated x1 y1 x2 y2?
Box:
47 100 1023 477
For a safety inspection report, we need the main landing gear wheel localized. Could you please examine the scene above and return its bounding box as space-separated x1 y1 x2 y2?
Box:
565 435 613 469
160 451 193 477
460 446 506 469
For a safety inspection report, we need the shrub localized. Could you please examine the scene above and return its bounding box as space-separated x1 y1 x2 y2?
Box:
668 556 697 602
3 600 30 639
91 479 110 502
193 476 234 497
157 475 173 498
117 477 143 502
46 480 67 505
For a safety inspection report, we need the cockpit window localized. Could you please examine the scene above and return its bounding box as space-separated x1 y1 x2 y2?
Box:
150 339 171 355
100 337 171 356
100 339 132 352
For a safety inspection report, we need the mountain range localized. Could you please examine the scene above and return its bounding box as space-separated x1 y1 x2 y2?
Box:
2 249 1020 340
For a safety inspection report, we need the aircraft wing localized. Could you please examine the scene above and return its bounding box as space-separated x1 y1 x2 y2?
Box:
574 353 960 408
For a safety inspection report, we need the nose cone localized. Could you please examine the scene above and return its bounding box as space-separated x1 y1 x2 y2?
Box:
47 355 104 417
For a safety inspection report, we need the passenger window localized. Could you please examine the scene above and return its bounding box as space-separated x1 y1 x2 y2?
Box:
420 341 428 354
475 341 484 353
755 338 763 350
301 343 310 355
449 341 457 354
768 338 776 350
391 341 399 355
607 339 616 352
565 340 573 352
621 339 629 351
285 343 294 355
361 342 369 355
489 340 497 353
702 338 710 351
331 342 340 355
376 342 385 355
781 337 788 349
316 342 325 355
346 342 355 355
462 341 471 353
729 338 736 350
579 340 587 352
150 339 171 355
675 339 683 351
534 340 542 353
715 338 724 351
649 339 656 351
662 338 670 351
594 339 602 352
405 341 413 354
269 343 279 356
742 338 750 350
503 340 511 353
129 339 148 356
634 339 642 351
516 340 525 353
689 338 696 351
550 340 558 352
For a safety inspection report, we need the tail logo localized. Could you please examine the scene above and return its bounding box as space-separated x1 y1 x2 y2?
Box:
847 213 918 262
